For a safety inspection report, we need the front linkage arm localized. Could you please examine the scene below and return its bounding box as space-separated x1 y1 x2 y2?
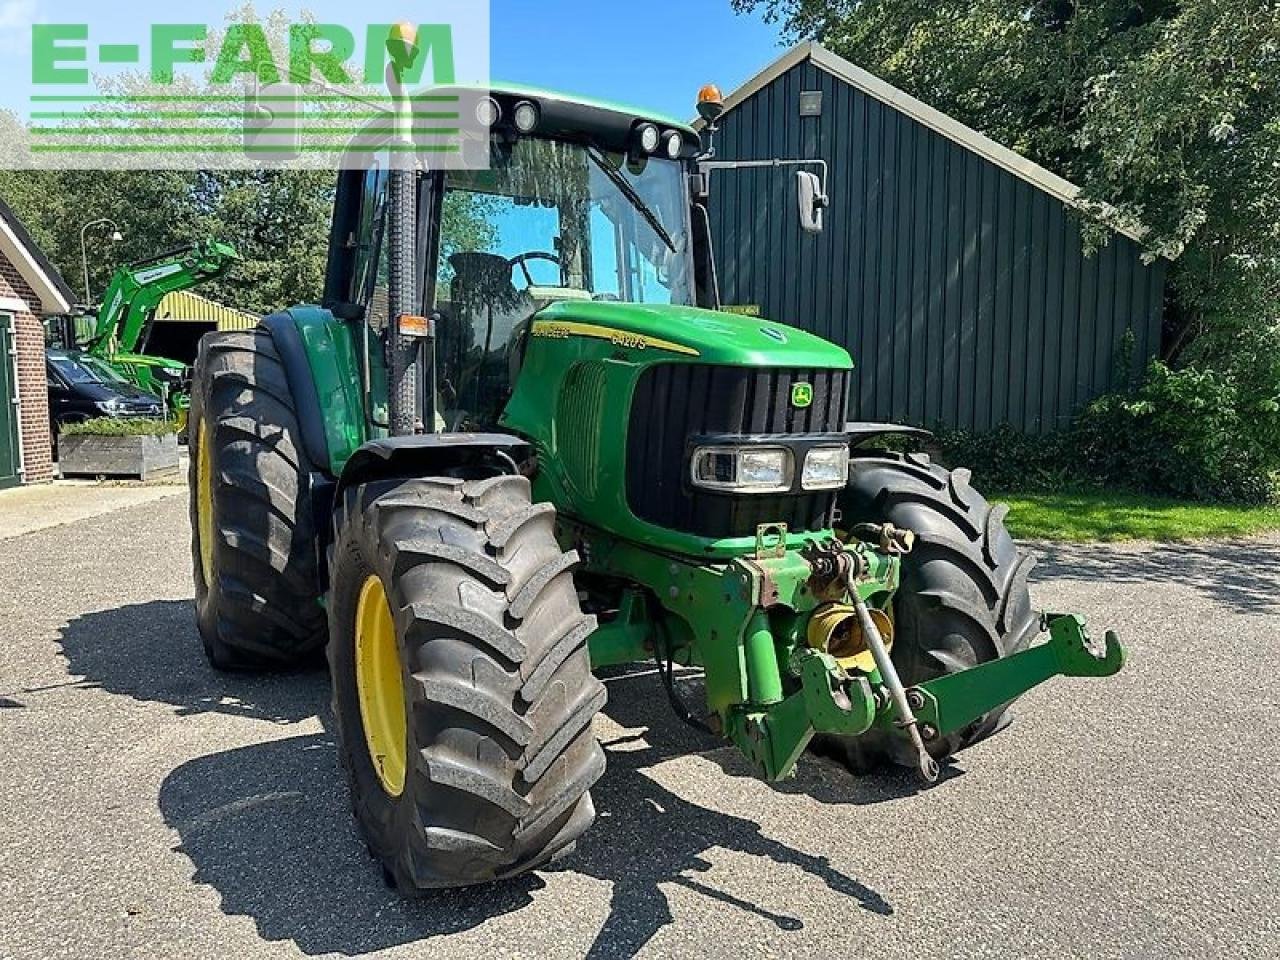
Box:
897 614 1125 743
734 610 1124 784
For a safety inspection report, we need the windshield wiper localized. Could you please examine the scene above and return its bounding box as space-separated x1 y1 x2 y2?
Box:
586 145 676 253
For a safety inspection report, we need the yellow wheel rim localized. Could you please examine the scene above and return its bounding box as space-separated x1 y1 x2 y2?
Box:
355 575 407 797
196 418 215 589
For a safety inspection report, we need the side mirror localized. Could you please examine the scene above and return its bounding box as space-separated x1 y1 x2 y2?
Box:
797 171 827 234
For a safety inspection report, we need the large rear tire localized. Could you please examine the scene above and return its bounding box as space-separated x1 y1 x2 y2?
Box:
189 329 327 670
328 475 607 890
815 451 1041 772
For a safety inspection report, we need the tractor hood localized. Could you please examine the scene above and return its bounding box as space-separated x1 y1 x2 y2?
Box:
532 300 852 369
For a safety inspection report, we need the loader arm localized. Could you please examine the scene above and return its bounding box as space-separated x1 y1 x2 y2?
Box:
89 239 239 356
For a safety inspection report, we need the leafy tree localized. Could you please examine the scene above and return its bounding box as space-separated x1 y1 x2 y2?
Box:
189 170 334 312
0 169 202 303
0 168 332 312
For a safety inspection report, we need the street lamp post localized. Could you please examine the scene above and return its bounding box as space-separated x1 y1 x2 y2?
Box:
79 218 124 306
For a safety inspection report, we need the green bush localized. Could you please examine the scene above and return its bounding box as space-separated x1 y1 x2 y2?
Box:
931 425 1076 493
61 418 176 438
1074 362 1276 503
934 355 1280 505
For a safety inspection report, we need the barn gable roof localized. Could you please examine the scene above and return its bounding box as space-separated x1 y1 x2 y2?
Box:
706 42 1146 244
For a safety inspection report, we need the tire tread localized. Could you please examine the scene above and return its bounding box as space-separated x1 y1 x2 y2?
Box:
328 475 605 890
189 329 325 670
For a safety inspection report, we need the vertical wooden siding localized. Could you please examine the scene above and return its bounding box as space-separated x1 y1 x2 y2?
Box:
709 60 1167 433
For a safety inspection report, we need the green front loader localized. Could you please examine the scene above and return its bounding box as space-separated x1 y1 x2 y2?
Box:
188 32 1122 891
87 238 239 417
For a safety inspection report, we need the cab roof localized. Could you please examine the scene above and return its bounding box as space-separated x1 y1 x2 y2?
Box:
486 82 700 139
416 82 702 157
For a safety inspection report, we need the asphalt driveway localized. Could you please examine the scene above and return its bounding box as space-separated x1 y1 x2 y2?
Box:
0 494 1276 959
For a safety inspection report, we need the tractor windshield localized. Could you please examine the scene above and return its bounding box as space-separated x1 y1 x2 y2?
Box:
430 136 693 429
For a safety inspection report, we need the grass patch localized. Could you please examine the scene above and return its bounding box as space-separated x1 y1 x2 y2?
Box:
993 489 1280 542
61 418 175 437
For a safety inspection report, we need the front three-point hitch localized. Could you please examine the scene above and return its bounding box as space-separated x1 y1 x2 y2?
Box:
579 525 1124 786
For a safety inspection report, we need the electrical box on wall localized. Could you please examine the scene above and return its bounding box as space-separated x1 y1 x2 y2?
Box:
799 90 823 117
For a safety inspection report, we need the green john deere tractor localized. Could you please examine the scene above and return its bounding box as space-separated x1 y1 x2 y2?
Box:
188 31 1123 891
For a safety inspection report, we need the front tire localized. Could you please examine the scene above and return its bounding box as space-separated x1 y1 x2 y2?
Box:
816 451 1041 772
328 475 607 890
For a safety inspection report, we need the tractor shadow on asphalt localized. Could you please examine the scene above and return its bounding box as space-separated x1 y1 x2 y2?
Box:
153 662 899 957
560 666 898 959
55 600 321 725
158 730 548 956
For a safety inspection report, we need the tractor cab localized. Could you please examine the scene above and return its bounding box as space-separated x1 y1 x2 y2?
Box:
326 87 713 432
433 133 697 429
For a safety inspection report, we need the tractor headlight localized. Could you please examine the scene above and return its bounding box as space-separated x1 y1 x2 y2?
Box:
801 445 850 491
636 123 661 154
691 445 792 494
664 130 683 159
513 101 540 134
476 97 501 127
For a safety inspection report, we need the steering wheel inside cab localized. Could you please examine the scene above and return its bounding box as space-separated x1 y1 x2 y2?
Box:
506 251 624 302
507 251 560 289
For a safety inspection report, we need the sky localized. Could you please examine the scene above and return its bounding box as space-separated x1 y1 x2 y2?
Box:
487 0 785 118
0 0 790 120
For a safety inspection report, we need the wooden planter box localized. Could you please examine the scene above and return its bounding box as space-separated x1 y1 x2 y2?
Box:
59 433 180 481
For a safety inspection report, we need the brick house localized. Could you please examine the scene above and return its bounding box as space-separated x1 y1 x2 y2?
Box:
0 197 74 487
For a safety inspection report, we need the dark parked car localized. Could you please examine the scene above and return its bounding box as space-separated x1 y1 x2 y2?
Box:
47 349 164 432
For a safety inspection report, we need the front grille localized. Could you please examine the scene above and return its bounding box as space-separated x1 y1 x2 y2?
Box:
626 365 849 539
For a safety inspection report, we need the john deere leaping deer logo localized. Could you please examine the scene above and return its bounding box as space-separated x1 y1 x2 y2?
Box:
791 382 814 408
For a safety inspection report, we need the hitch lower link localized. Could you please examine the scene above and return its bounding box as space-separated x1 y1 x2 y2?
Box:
781 610 1123 785
798 530 939 781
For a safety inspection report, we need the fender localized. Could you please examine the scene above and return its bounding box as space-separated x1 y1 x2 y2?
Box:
335 434 535 502
845 421 934 446
315 435 535 591
260 312 332 470
260 307 367 478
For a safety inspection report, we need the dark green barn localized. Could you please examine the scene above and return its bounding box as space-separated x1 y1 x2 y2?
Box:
705 43 1167 434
